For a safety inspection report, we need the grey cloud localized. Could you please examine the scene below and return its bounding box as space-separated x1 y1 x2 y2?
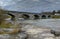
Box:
0 0 60 13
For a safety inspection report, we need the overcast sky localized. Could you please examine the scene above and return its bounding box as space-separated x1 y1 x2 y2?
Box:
0 0 60 13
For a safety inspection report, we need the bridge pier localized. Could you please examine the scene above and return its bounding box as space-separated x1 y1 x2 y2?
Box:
39 15 41 19
29 15 34 20
46 15 48 19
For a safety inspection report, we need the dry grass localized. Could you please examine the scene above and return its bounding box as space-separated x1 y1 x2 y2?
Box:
52 15 60 18
8 28 21 34
0 21 12 28
0 31 6 34
0 28 21 34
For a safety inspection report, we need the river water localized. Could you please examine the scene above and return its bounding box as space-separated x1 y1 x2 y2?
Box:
5 18 60 39
6 18 60 31
18 19 60 31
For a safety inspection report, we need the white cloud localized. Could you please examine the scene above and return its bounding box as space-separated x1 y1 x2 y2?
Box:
0 0 60 12
0 0 22 6
0 1 8 6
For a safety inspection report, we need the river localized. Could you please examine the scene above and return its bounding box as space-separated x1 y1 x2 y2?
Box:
17 19 60 31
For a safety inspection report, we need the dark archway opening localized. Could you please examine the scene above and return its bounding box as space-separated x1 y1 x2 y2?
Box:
22 14 30 19
8 13 15 21
42 15 46 19
34 15 39 19
48 15 51 18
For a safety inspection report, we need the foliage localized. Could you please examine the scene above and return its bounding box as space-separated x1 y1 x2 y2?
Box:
57 10 60 13
52 10 56 15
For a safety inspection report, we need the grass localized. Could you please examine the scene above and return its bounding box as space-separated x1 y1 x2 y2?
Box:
0 20 22 34
0 22 21 34
0 21 13 28
52 15 60 18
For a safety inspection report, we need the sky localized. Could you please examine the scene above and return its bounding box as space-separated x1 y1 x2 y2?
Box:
0 0 60 13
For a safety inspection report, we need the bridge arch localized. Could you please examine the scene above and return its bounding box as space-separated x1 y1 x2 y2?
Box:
48 15 51 18
7 13 15 21
34 15 39 19
42 15 46 19
22 14 30 19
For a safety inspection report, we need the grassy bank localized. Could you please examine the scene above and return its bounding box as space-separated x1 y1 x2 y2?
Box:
0 21 12 28
52 15 60 19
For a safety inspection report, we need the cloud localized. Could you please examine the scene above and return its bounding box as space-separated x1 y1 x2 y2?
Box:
0 0 60 12
32 0 39 2
0 0 22 6
45 0 60 3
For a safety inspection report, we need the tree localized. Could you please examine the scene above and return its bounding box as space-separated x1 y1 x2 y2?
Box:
57 10 60 13
52 10 56 15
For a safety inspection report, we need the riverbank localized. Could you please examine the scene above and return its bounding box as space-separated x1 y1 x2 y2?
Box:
0 19 60 39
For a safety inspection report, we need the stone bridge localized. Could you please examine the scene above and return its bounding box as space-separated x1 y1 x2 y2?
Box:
6 11 54 20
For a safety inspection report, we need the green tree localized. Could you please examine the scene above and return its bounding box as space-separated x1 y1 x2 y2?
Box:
52 10 56 15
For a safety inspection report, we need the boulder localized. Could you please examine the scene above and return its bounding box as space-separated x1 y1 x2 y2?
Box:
0 34 11 39
50 30 60 37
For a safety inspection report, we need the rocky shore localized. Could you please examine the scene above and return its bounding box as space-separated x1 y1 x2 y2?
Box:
0 19 60 39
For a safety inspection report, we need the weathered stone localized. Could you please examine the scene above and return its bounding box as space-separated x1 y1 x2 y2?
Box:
0 31 28 39
6 11 53 20
50 30 60 37
17 32 28 39
0 34 11 39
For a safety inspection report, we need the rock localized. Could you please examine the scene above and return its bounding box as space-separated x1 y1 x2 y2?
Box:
3 28 14 32
50 30 60 37
0 28 21 34
0 31 28 39
41 33 54 37
17 32 28 39
0 34 11 39
44 37 54 39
